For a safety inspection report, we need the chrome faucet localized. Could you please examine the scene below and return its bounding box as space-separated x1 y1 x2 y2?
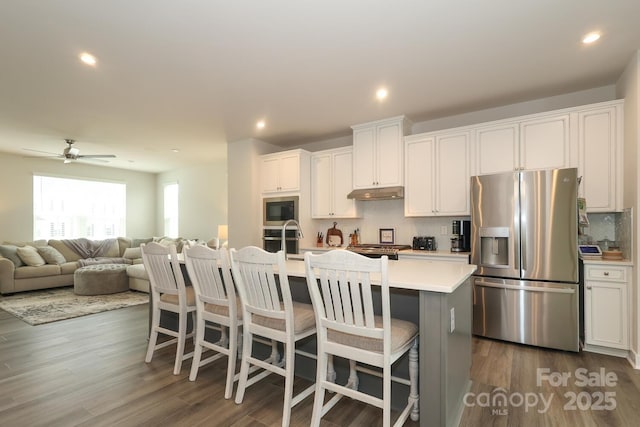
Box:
282 219 304 258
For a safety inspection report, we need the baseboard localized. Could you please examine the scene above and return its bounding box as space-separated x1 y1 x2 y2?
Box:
583 343 629 359
628 348 640 369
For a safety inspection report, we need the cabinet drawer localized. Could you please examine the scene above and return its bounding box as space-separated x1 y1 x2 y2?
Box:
585 266 627 282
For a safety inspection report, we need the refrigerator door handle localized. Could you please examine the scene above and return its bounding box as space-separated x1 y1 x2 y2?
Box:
475 280 576 294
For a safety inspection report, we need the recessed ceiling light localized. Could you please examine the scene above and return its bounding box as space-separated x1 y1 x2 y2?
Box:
582 32 601 44
256 120 266 129
376 87 388 101
171 148 179 153
79 52 97 66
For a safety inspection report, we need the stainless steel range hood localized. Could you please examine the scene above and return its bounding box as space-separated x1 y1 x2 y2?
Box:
347 186 404 201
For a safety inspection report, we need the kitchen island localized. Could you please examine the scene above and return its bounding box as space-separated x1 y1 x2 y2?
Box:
285 257 477 427
157 256 476 427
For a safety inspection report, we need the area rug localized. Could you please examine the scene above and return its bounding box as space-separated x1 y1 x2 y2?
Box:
0 287 148 325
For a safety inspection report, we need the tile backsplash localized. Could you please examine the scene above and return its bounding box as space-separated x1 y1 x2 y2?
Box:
581 209 633 259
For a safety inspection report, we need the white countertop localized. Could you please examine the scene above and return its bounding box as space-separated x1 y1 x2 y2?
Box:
302 247 469 259
581 257 634 266
398 249 470 259
284 257 477 294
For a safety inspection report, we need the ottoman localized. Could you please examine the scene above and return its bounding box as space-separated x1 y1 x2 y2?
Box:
74 263 129 295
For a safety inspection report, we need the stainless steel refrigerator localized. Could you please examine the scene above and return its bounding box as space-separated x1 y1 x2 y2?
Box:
471 168 580 352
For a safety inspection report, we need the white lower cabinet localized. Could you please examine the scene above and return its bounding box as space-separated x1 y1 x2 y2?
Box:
583 263 630 353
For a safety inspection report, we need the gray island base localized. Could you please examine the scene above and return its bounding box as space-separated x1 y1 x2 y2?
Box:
156 258 476 427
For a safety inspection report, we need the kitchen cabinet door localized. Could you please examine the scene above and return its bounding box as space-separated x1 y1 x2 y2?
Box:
332 149 358 217
578 103 623 212
352 116 407 189
474 123 519 175
260 156 281 193
519 114 571 171
353 127 376 189
376 121 404 187
434 131 471 215
404 136 435 216
311 147 359 218
584 264 630 352
311 152 332 217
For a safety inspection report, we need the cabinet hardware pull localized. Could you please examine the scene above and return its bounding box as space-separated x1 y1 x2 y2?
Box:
604 271 609 276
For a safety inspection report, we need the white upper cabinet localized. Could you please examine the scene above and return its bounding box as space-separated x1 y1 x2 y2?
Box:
352 116 410 189
519 114 571 171
260 149 309 194
474 114 571 175
474 123 519 175
577 102 623 212
405 130 471 216
311 147 360 218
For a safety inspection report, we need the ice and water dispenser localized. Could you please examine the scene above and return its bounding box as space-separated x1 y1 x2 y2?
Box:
479 227 510 267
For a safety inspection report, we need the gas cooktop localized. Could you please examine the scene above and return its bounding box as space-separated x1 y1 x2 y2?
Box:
346 244 412 260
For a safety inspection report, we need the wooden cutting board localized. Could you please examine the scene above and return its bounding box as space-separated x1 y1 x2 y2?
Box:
326 222 343 246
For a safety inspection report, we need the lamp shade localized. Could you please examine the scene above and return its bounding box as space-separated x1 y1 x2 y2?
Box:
217 224 228 241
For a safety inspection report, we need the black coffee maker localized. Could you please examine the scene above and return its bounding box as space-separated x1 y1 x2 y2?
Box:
451 220 471 252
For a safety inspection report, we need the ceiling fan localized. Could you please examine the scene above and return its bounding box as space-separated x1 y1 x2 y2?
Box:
25 139 116 163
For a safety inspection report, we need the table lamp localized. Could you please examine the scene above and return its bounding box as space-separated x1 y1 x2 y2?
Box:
218 224 228 248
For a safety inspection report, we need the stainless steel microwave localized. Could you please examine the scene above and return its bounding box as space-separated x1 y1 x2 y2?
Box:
263 196 298 226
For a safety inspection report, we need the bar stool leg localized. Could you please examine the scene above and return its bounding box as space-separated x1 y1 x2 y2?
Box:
409 338 420 421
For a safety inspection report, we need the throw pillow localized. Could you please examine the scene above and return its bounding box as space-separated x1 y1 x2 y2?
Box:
16 245 46 267
132 237 153 248
0 244 25 267
36 246 67 265
123 247 142 260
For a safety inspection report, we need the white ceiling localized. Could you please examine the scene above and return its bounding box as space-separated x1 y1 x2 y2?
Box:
1 0 639 173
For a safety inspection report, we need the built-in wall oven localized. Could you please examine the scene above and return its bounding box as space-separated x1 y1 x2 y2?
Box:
263 228 299 254
263 196 298 226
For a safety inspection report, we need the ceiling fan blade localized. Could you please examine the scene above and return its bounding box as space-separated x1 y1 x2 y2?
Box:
23 148 60 156
76 157 110 163
77 154 116 159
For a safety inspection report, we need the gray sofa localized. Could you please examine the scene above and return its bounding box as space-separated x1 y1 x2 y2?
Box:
0 237 187 295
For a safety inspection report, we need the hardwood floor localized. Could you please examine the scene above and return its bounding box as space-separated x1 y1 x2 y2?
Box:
1 304 638 426
0 305 418 427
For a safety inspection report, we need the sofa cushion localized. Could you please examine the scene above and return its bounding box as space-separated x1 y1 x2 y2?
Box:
155 236 185 252
0 244 24 267
3 239 48 247
132 237 152 248
48 240 82 262
117 237 132 256
60 261 79 275
16 245 46 267
14 264 61 279
102 239 121 258
123 247 142 260
37 246 67 265
126 263 149 280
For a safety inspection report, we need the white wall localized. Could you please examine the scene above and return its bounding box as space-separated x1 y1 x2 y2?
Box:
0 152 156 241
157 160 228 241
412 85 616 134
227 138 282 249
616 49 639 364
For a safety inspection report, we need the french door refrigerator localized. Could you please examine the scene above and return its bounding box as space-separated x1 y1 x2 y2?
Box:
471 168 580 351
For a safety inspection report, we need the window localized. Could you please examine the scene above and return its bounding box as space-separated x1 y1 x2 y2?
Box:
164 182 179 237
33 175 126 240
